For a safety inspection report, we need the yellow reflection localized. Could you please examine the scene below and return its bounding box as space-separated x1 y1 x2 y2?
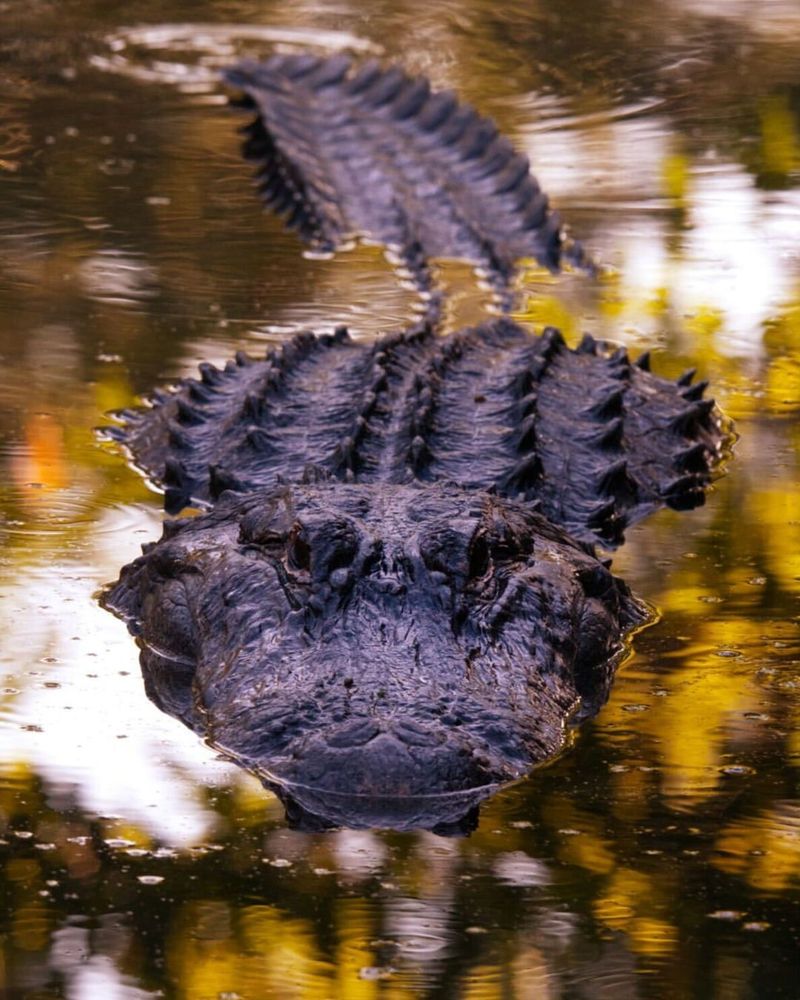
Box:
749 487 800 592
460 964 502 1000
629 917 676 957
169 901 329 999
540 798 615 874
93 368 136 418
661 151 690 207
11 902 50 952
335 899 377 1000
593 869 677 957
759 94 800 179
11 413 68 496
605 659 753 805
514 293 581 342
714 806 800 892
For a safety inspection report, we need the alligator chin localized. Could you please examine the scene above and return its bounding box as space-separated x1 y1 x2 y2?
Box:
246 726 503 833
271 782 493 836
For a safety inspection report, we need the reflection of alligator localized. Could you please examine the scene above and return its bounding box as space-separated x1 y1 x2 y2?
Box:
103 54 729 833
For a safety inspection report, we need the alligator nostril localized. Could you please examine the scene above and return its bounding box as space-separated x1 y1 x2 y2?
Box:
326 718 381 748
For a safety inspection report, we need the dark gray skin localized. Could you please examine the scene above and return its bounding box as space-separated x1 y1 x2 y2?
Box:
104 482 649 833
108 319 727 550
223 54 594 308
101 54 733 832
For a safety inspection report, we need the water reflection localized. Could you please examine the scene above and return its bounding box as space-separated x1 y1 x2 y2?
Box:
1 0 799 996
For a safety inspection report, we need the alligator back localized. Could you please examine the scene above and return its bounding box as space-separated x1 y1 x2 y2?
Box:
107 318 726 547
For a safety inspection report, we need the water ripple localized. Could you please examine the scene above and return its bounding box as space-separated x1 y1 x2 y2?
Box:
90 23 382 92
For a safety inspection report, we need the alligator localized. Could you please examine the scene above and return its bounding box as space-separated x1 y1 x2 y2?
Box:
103 53 730 833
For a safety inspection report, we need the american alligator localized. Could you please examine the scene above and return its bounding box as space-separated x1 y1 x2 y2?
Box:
103 54 730 833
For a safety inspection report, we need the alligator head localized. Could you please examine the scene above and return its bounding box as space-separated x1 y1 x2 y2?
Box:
104 482 649 833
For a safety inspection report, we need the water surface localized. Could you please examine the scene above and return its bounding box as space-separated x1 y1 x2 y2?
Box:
1 1 799 996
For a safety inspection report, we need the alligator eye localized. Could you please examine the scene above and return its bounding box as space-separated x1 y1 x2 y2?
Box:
468 533 490 578
288 532 311 572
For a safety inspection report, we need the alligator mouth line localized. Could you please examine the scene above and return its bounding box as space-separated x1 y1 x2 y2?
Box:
210 742 504 802
261 773 500 803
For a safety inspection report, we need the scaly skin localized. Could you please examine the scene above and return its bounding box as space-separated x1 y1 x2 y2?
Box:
100 55 733 832
223 53 593 303
104 482 649 833
107 318 727 549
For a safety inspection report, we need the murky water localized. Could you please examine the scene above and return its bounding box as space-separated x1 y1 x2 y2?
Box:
1 1 799 996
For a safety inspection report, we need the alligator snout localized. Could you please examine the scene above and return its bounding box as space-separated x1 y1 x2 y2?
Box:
258 719 507 834
370 574 407 597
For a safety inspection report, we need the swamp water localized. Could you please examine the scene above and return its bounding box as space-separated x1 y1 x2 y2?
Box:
0 1 799 996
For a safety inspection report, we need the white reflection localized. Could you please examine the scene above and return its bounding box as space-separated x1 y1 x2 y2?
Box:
0 506 245 847
385 896 453 961
78 251 158 306
70 954 158 1000
677 0 800 35
679 164 791 351
519 104 798 355
493 850 551 888
51 924 159 1000
91 23 382 91
331 829 387 878
518 104 672 203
